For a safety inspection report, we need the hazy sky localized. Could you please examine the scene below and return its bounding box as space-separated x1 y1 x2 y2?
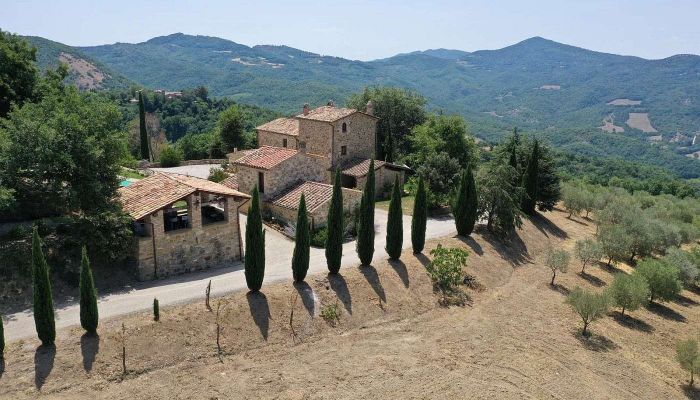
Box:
2 0 699 60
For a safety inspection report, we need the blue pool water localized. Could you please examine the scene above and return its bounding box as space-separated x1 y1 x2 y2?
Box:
119 180 132 187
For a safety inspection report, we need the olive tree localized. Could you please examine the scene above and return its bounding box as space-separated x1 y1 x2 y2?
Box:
677 338 700 387
608 273 649 315
574 238 603 273
566 286 610 336
634 259 682 303
545 247 570 286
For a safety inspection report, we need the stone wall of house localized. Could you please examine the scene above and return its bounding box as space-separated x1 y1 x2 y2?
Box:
356 166 405 200
298 119 332 158
264 187 362 231
236 153 329 200
332 113 377 168
134 194 243 280
257 130 298 149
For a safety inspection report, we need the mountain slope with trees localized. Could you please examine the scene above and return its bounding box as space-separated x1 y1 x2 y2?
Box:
23 33 700 178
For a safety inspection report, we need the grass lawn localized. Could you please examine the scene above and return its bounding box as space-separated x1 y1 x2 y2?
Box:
376 195 415 215
119 167 144 180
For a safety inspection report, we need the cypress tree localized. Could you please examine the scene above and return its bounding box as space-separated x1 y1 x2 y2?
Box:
79 246 99 335
245 187 266 291
0 313 4 359
325 170 344 274
411 177 427 253
356 159 376 266
384 132 395 163
32 227 55 346
453 166 478 236
521 140 539 214
385 176 403 260
292 194 310 282
138 91 150 161
153 298 160 321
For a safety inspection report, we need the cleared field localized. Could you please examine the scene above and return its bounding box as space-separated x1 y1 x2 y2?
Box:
1 209 698 399
607 98 642 106
600 116 625 133
58 52 105 90
626 112 658 132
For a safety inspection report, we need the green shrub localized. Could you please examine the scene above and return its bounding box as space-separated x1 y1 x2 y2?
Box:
207 167 228 183
320 302 340 326
411 177 427 253
310 227 328 248
325 170 343 274
158 144 183 167
427 245 469 292
356 159 376 265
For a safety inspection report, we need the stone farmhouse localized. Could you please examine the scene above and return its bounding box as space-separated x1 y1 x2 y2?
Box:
228 101 408 229
118 172 250 280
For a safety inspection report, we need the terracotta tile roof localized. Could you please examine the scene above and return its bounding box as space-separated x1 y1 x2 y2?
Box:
118 172 249 220
296 106 370 122
340 158 386 178
219 174 239 190
268 181 335 213
256 117 299 136
233 146 298 170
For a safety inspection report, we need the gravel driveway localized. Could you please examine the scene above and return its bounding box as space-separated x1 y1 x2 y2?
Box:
4 209 456 342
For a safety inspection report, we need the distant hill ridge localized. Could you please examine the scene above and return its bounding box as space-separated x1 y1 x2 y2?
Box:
23 32 700 178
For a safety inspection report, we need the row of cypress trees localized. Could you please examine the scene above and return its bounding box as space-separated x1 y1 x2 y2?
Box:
30 227 99 347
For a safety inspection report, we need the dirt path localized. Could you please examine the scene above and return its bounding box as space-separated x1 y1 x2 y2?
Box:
1 209 698 399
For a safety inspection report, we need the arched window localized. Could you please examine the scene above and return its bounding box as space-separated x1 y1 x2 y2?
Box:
342 122 347 133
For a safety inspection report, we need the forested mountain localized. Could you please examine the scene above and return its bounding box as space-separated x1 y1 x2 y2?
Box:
24 33 700 178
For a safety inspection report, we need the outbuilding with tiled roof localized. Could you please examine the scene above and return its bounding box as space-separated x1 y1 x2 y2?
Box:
117 172 249 281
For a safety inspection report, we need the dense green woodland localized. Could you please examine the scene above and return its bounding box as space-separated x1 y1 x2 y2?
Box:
23 33 700 178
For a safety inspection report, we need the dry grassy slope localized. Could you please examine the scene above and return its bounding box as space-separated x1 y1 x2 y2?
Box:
1 209 698 399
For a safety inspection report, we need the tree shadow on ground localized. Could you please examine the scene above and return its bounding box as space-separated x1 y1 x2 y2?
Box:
674 293 699 307
0 358 5 379
686 285 700 296
294 281 315 316
549 283 570 296
478 227 530 267
573 330 618 352
578 272 606 287
414 253 430 267
530 212 568 239
328 273 352 314
246 292 270 340
455 236 483 256
80 333 100 372
34 344 56 389
360 265 386 303
647 302 686 323
612 312 654 333
389 260 409 288
682 384 700 399
599 261 625 275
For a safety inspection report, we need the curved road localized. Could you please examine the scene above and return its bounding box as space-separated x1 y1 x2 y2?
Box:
5 209 455 342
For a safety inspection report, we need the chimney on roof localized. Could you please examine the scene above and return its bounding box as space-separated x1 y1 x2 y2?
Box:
366 100 374 116
302 103 309 115
327 99 335 107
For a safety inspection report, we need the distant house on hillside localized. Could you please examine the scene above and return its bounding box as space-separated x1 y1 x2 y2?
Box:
229 101 408 228
118 172 250 280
